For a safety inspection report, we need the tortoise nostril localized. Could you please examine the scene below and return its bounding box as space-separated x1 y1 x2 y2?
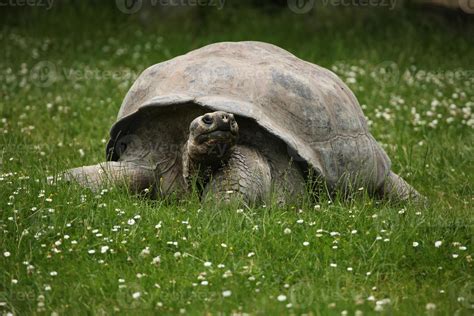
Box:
221 114 229 122
202 115 213 125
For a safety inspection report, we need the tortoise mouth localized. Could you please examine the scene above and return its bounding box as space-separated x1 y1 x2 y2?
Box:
196 130 237 145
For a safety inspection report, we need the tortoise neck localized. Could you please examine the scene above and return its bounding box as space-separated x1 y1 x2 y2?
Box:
182 141 235 188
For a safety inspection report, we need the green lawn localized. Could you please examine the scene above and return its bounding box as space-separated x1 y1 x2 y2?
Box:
1 4 473 315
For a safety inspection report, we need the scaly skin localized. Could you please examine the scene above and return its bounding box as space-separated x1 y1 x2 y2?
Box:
183 111 306 205
64 162 158 194
379 171 426 204
202 145 272 204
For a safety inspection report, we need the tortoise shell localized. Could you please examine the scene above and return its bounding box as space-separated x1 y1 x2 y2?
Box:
106 41 391 191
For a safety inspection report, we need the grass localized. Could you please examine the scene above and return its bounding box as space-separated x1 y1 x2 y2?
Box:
1 4 473 315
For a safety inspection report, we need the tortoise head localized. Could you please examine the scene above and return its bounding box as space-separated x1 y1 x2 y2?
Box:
186 111 239 163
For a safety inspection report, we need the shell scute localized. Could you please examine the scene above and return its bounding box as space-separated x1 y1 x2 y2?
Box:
107 41 391 190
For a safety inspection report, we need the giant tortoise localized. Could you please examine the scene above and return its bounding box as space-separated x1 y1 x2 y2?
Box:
65 41 423 204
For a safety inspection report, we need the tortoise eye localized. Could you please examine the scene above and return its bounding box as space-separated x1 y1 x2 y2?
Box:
202 115 213 125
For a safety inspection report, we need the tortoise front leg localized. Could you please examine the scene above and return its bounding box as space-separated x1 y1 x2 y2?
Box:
380 171 426 204
63 161 157 194
202 146 272 205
